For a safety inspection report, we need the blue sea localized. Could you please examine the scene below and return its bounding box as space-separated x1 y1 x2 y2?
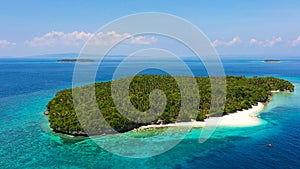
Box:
0 55 299 168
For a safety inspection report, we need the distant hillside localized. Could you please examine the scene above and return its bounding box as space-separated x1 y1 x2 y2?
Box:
57 59 94 62
264 59 281 62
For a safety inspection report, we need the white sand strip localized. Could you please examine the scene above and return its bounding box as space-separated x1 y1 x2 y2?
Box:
139 102 264 129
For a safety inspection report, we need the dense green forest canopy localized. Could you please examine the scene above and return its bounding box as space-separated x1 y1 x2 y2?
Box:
46 75 294 136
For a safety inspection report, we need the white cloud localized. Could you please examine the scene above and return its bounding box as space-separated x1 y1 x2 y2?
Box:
88 31 131 46
25 31 157 47
24 31 93 47
129 36 157 45
291 36 300 47
249 37 282 47
212 36 241 47
0 39 16 48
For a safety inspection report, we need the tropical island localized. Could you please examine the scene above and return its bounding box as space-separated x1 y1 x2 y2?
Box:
46 75 294 136
264 59 281 63
57 59 94 62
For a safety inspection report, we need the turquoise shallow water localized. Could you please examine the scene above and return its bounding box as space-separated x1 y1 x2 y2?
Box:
0 57 299 168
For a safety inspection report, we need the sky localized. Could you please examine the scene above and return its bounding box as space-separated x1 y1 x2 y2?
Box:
1 0 300 57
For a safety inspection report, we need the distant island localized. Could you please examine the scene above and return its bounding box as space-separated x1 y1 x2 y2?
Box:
57 59 94 62
46 75 294 136
264 59 281 63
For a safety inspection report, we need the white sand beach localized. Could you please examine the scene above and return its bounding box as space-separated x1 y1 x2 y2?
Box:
139 102 264 129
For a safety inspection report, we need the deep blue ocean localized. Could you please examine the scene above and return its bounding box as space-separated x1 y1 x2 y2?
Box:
0 55 299 168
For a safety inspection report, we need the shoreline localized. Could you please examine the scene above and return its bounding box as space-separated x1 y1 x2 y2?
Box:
49 102 265 136
138 102 265 130
50 102 266 136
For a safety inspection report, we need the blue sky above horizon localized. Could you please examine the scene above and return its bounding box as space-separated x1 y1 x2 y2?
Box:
1 0 300 57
